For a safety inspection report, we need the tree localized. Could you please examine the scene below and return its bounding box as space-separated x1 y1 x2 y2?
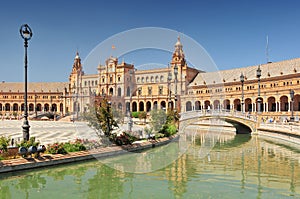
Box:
150 109 167 133
83 99 118 139
138 111 147 123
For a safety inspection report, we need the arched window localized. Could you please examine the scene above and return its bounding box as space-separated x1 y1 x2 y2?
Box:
155 76 159 82
118 87 121 96
160 75 164 82
109 88 114 96
126 86 130 97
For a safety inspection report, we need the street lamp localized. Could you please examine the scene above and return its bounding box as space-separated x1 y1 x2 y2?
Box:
34 94 37 118
256 65 262 113
20 24 33 141
290 89 295 122
128 69 133 131
167 67 172 109
107 100 112 135
174 64 178 111
240 73 245 113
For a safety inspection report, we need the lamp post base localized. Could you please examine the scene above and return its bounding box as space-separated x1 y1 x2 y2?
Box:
290 116 295 122
22 120 30 141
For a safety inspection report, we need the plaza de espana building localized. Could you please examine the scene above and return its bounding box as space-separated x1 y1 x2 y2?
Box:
0 37 299 122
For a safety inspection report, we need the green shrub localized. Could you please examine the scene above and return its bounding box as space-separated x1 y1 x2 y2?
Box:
46 143 67 154
166 124 177 136
131 111 140 118
0 136 10 152
63 142 86 152
18 137 39 148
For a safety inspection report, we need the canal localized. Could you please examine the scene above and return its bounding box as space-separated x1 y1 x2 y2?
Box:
0 127 300 198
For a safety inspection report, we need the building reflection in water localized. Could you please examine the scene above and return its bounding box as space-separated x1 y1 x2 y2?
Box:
0 129 300 198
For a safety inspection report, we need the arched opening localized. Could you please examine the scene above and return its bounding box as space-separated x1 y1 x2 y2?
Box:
109 88 114 96
125 102 130 112
5 103 10 111
52 103 57 112
280 95 288 111
233 99 241 111
195 101 201 110
186 101 192 111
132 102 137 112
118 103 122 110
0 103 2 111
154 101 158 110
21 103 24 112
223 99 230 110
139 101 144 112
244 98 252 112
204 100 210 109
267 96 276 112
29 103 34 112
117 87 121 96
255 98 264 112
44 103 49 112
294 94 300 111
13 103 18 112
60 103 64 112
213 100 220 110
146 101 151 112
160 101 166 110
37 103 42 111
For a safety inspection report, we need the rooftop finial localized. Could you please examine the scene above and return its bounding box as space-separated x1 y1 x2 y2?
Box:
75 51 80 59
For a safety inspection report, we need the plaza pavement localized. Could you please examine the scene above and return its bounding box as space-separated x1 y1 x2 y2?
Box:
0 119 145 145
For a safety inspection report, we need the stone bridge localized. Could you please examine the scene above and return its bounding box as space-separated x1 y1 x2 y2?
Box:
179 110 258 134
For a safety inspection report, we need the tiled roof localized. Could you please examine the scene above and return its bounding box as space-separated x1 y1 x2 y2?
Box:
0 82 69 93
191 58 300 86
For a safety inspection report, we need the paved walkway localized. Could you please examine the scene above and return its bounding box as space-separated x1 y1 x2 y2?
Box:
0 120 145 145
0 120 99 145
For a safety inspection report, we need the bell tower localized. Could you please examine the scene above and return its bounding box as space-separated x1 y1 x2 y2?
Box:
69 51 84 116
170 37 188 97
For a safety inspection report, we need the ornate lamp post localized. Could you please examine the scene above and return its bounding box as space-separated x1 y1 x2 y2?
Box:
290 89 295 122
20 24 32 141
240 73 245 113
128 69 133 131
167 68 172 109
174 64 178 111
256 65 262 113
107 100 112 135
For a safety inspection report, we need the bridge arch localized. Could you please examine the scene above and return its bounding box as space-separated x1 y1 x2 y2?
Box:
180 110 257 134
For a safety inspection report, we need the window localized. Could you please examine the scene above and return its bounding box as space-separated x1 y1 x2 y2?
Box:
137 77 140 83
118 76 121 82
148 87 152 95
160 75 164 82
141 77 144 83
159 86 163 95
146 77 149 82
151 76 154 82
138 87 142 95
84 81 87 86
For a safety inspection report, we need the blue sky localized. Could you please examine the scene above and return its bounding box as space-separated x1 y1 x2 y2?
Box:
1 0 300 82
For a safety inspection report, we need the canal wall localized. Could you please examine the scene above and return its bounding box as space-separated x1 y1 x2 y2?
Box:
0 135 179 173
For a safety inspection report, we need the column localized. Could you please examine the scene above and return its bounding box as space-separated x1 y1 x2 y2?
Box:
253 103 256 112
288 101 291 112
266 102 268 112
276 101 278 112
278 102 281 112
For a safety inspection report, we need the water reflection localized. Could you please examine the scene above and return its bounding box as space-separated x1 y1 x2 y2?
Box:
0 131 300 198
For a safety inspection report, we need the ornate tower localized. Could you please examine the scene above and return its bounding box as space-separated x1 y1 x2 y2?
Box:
69 51 84 117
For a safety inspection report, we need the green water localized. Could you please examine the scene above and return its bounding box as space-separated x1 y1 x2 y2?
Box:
0 131 300 199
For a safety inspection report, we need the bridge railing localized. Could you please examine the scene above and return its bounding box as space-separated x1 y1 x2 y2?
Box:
180 109 257 121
